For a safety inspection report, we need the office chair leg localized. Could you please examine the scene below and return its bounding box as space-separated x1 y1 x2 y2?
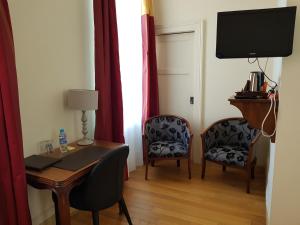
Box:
201 159 206 179
177 160 180 168
92 211 99 225
118 201 123 215
119 198 133 225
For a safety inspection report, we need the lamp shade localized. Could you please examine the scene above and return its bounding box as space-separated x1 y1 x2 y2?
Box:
67 89 98 110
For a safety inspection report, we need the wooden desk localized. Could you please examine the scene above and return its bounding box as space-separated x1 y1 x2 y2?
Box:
26 140 126 225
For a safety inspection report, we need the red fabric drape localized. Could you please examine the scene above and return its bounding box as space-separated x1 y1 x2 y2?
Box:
141 2 159 163
0 1 32 225
141 15 159 124
93 0 128 179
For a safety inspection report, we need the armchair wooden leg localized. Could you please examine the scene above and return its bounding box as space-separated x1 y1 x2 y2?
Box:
188 158 191 179
222 165 226 172
251 158 256 179
246 169 251 194
251 166 255 179
201 159 206 179
92 211 99 225
151 160 155 167
177 160 180 168
119 198 133 225
145 159 149 180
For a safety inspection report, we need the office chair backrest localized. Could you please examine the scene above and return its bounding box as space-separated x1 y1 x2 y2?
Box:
78 145 129 210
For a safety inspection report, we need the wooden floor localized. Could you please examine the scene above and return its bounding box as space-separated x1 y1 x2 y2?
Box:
53 161 266 225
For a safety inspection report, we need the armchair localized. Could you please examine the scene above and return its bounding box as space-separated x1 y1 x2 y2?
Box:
201 117 261 193
143 115 193 180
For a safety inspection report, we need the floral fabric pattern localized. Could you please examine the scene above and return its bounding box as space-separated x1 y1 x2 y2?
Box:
144 116 191 158
203 119 259 166
205 145 248 166
149 141 187 158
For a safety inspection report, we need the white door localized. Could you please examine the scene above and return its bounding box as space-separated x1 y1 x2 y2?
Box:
156 24 203 163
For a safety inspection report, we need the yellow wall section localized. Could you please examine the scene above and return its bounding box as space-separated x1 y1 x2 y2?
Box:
142 0 153 16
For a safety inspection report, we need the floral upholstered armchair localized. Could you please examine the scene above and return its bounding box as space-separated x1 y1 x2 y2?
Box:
201 118 261 193
143 115 193 180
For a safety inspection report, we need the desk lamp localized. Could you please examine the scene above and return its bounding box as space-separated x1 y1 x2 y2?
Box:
67 89 98 146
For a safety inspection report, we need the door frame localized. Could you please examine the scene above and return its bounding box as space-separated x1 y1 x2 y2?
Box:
155 21 205 163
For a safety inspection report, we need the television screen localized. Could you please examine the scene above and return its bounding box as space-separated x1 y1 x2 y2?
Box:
216 6 297 59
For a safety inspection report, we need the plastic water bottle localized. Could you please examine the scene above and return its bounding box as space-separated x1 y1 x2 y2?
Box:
59 128 68 153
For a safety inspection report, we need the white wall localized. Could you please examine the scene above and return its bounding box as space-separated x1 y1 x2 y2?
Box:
268 1 300 224
153 0 277 164
266 56 282 220
8 1 94 224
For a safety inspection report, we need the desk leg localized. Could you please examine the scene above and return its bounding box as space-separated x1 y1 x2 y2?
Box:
52 188 71 225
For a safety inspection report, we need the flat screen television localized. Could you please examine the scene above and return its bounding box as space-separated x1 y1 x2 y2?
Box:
216 6 297 59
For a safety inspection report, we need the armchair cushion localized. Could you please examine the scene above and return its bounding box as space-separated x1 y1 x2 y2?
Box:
148 141 188 158
144 116 191 149
205 145 248 167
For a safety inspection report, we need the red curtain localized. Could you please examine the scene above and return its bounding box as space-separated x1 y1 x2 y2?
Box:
0 1 32 225
141 0 159 125
93 0 128 178
141 0 159 162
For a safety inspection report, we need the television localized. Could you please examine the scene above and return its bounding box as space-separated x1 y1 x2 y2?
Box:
216 6 297 59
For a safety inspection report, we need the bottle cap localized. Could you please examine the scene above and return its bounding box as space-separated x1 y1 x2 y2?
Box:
60 128 65 133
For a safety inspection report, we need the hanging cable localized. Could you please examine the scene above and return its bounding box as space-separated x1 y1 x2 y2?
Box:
257 58 277 90
248 58 257 64
261 93 277 138
263 57 269 72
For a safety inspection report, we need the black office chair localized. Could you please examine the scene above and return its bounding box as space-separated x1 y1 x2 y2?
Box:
69 146 132 225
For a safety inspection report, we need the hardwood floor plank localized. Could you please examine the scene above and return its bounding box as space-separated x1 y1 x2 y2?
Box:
42 161 266 225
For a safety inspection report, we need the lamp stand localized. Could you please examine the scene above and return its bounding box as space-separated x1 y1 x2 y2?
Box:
77 110 94 146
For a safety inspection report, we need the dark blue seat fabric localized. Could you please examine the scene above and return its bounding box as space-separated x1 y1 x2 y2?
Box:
201 118 261 192
143 115 193 179
144 115 191 159
205 145 249 167
149 141 188 158
203 119 259 166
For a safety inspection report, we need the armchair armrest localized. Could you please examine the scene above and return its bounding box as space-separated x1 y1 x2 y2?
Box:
187 133 194 156
200 121 220 153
